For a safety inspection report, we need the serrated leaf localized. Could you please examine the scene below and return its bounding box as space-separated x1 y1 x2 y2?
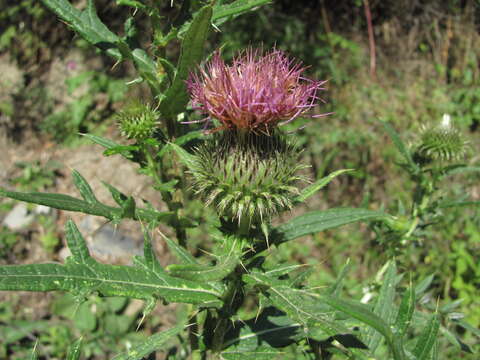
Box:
273 208 392 245
72 169 98 204
366 261 397 354
162 234 198 265
41 0 121 59
159 5 212 117
112 322 185 360
382 121 419 174
394 284 415 338
102 181 128 206
168 235 241 281
140 226 165 276
245 272 351 338
0 222 222 305
0 187 173 224
412 313 440 360
167 254 237 282
295 169 354 203
66 220 95 265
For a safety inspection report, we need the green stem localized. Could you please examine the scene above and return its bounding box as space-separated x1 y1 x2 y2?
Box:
211 277 240 352
142 143 188 246
211 224 250 353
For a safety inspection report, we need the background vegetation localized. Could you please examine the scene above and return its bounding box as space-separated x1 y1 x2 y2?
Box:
0 0 478 358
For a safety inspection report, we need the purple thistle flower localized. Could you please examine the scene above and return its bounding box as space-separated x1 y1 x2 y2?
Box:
187 48 327 133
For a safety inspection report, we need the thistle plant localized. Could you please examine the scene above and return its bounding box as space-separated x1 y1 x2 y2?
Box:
375 116 475 258
0 1 477 360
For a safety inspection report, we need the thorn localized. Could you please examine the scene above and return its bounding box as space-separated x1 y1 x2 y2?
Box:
136 311 146 331
254 305 262 323
111 59 121 71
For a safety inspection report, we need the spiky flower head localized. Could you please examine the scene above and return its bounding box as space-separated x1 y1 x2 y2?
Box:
187 48 326 133
117 101 158 140
190 130 307 226
413 114 469 164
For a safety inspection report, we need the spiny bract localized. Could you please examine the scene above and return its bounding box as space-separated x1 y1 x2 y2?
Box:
189 130 308 225
414 115 469 163
117 101 158 140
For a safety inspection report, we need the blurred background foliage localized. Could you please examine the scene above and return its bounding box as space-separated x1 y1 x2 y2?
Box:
0 0 479 358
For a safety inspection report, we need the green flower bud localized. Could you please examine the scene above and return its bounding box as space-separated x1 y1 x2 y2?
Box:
413 115 469 164
117 101 158 140
190 130 308 227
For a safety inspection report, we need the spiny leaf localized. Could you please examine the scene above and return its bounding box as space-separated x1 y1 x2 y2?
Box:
244 272 351 338
295 169 354 203
394 284 415 338
159 5 212 117
366 261 397 354
320 295 405 360
0 176 174 224
162 233 198 265
102 181 128 207
72 169 98 204
65 220 95 266
413 313 440 360
0 222 222 305
141 225 166 276
41 0 121 59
